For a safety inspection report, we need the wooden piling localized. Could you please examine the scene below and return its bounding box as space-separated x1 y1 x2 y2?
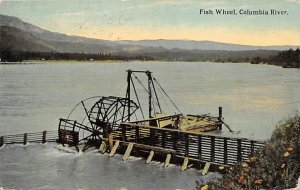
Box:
123 143 134 161
0 136 3 147
164 154 171 168
109 140 119 157
42 131 47 144
181 157 189 171
146 150 154 164
202 162 211 175
108 134 114 151
99 141 107 154
23 133 27 145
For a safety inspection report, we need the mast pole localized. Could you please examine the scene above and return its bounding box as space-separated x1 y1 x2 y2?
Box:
147 71 152 118
126 70 132 121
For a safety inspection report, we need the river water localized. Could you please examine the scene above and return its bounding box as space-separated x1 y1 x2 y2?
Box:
0 61 299 189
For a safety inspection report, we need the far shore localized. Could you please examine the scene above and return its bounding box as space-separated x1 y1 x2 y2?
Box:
0 60 290 69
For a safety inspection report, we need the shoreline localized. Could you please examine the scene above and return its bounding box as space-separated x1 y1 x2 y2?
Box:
0 60 294 69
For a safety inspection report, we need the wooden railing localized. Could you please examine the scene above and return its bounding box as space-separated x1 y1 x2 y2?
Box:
0 130 58 147
119 123 265 165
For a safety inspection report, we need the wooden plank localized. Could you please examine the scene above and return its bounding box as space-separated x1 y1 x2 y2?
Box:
123 142 134 161
99 141 107 154
202 162 211 175
181 157 189 171
164 153 171 168
146 150 154 164
109 140 120 157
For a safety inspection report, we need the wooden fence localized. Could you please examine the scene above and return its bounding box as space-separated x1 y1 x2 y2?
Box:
0 130 58 147
119 123 265 166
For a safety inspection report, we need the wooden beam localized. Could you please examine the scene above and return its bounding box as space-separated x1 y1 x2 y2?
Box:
202 162 211 175
146 150 154 164
98 141 107 154
123 142 134 161
164 154 171 168
102 138 176 154
181 157 189 171
109 140 120 157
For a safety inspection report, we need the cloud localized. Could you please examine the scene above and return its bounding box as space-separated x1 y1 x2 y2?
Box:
1 0 59 1
284 0 300 3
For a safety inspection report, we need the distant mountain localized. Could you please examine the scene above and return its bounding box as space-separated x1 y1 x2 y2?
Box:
0 14 299 59
117 40 299 51
0 14 137 54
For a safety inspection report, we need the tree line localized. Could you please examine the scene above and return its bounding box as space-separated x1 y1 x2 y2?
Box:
1 48 299 68
251 49 300 68
0 49 154 62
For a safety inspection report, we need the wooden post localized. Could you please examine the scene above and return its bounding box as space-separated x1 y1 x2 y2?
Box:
185 133 189 156
135 126 139 143
122 124 126 141
161 131 166 148
224 137 228 165
198 135 202 159
0 136 4 147
108 134 113 151
58 119 62 142
218 107 223 130
23 133 27 145
197 135 202 170
211 136 215 162
237 139 242 162
250 140 254 156
150 129 155 146
219 107 223 118
173 132 177 151
42 131 47 144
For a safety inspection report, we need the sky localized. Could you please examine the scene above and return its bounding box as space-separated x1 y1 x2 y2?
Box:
0 0 299 46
